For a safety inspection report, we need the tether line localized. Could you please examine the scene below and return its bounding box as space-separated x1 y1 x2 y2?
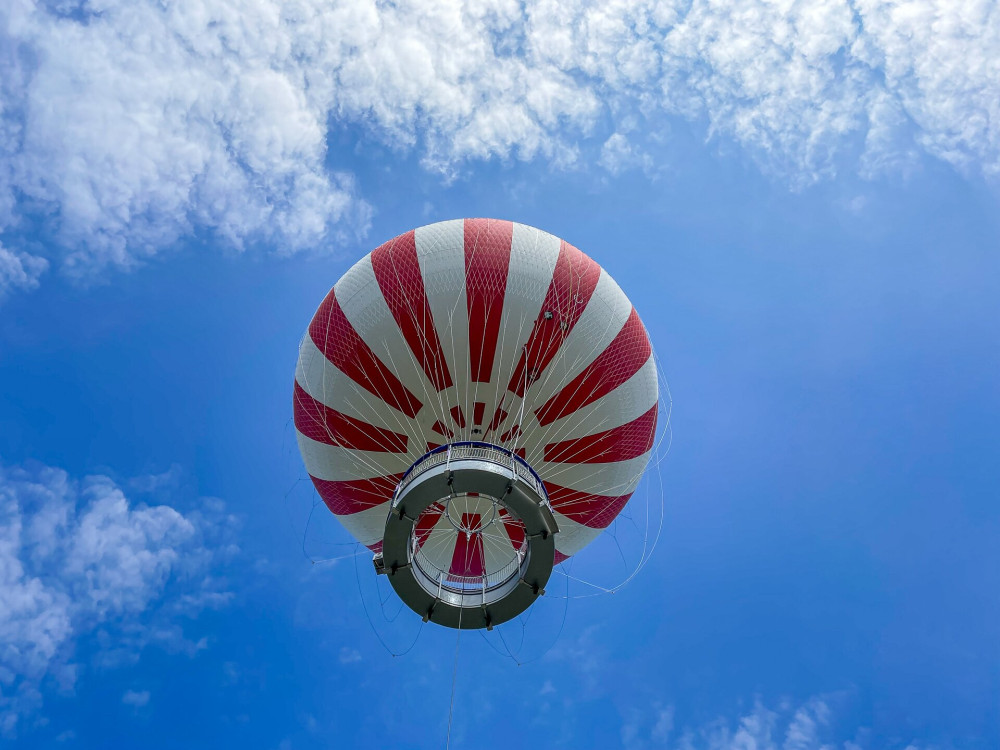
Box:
445 605 463 749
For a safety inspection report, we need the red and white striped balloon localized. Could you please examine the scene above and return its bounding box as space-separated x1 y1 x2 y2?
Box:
294 218 658 577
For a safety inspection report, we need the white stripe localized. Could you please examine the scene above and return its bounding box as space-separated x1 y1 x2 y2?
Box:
414 219 471 434
333 501 390 548
522 354 658 461
296 431 414 482
295 333 422 441
478 223 561 444
537 451 651 497
335 254 449 432
552 514 603 558
521 269 633 411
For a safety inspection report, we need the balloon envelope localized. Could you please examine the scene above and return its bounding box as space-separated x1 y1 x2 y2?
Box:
294 218 658 592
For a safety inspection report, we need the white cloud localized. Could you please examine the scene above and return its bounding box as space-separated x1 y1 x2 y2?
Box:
127 464 184 495
659 0 869 183
661 696 929 750
623 703 675 749
783 699 832 750
1 0 371 283
651 705 674 744
0 0 998 292
857 0 1000 177
0 460 235 736
599 132 653 175
0 244 47 299
121 689 150 708
547 623 606 693
338 646 361 664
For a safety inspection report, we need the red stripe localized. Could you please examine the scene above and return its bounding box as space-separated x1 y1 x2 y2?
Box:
545 483 633 529
472 402 486 425
465 219 513 383
368 540 383 554
507 240 602 397
309 289 423 418
543 404 657 464
449 405 466 429
431 420 454 437
487 407 507 433
294 383 408 452
554 550 569 565
499 509 526 550
310 474 401 516
371 231 454 392
534 308 651 427
500 424 521 443
414 504 444 550
449 514 486 577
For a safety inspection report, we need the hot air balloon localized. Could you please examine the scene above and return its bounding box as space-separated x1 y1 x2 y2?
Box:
294 219 659 629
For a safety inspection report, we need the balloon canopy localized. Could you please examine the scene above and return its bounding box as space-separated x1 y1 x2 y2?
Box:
294 218 658 628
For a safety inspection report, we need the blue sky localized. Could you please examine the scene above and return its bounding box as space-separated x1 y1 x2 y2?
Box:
1 1 998 748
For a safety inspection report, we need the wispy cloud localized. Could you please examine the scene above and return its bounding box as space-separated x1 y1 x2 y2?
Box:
546 623 607 694
623 696 927 750
622 703 674 749
0 244 47 300
120 689 150 709
0 460 236 736
1 0 997 292
338 647 362 664
1 0 372 284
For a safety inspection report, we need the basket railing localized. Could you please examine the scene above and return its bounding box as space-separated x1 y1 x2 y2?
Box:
395 441 546 500
410 533 528 592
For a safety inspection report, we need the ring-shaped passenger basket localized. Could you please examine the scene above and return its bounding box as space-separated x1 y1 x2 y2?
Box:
375 442 558 630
